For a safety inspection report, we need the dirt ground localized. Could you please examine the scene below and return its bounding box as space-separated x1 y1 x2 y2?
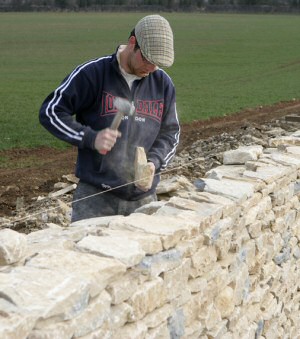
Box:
1 99 300 218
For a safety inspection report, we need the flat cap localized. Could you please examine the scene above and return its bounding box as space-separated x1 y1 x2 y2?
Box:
135 15 174 68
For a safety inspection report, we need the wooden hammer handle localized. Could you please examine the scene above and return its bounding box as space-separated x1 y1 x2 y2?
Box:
110 112 124 130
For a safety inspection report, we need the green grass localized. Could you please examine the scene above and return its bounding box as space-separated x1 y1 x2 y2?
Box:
0 12 300 150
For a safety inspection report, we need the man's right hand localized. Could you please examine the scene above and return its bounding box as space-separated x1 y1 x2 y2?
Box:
94 128 121 155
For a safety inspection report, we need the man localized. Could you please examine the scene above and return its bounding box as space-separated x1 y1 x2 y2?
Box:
39 14 180 222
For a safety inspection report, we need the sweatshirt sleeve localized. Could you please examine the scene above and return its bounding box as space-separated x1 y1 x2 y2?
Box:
39 62 98 150
147 75 180 171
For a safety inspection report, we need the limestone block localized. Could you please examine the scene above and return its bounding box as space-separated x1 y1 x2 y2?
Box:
218 253 236 270
261 261 281 282
211 267 232 294
106 271 140 305
133 201 166 215
0 228 27 265
231 263 249 306
70 291 111 337
261 181 277 197
181 295 201 326
227 306 242 331
112 320 148 339
245 304 263 324
215 230 233 260
293 220 300 240
188 276 207 294
101 228 163 255
228 308 256 337
0 266 90 322
171 287 191 308
269 133 300 147
198 302 222 331
230 226 250 253
261 293 280 321
243 165 290 184
255 231 282 262
241 192 262 211
167 308 185 338
0 299 37 339
70 214 126 227
162 258 191 301
206 319 228 338
234 322 257 339
145 321 170 339
28 321 75 339
25 249 125 298
246 284 269 304
136 248 182 277
286 145 300 155
181 320 204 339
247 220 262 239
223 146 263 165
109 213 197 250
271 187 291 206
31 290 111 338
284 209 297 229
200 261 223 284
271 152 300 168
206 165 246 179
165 196 224 225
275 174 295 190
273 247 291 265
191 246 217 276
271 216 286 233
26 225 80 244
263 319 283 338
293 241 300 258
240 239 256 269
156 175 195 194
25 238 74 261
154 205 208 227
76 235 145 267
110 302 133 329
189 191 238 218
289 195 300 209
175 235 204 258
261 210 275 230
127 277 165 321
242 196 272 226
203 178 255 202
142 304 173 329
203 217 233 245
220 333 234 339
214 286 235 318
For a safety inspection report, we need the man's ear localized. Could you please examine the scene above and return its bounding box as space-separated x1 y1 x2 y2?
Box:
128 35 136 47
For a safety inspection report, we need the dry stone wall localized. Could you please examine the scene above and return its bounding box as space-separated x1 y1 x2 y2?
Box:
1 131 300 338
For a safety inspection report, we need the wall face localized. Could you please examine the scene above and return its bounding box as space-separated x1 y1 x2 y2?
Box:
1 131 300 338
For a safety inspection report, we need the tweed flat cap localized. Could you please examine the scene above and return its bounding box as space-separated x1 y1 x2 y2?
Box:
135 15 174 68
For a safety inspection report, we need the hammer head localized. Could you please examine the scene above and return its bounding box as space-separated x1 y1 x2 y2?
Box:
114 97 135 117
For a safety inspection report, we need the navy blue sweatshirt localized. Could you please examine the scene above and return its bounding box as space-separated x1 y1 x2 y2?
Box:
39 50 180 200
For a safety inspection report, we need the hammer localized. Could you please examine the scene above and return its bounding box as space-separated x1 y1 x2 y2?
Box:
100 97 135 155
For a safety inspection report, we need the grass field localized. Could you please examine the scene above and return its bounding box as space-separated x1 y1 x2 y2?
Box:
0 12 300 150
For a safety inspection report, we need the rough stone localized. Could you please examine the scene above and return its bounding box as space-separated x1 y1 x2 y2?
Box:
0 229 27 265
25 249 126 298
76 234 145 267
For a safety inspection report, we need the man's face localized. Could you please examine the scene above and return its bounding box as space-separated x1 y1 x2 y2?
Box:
127 45 157 77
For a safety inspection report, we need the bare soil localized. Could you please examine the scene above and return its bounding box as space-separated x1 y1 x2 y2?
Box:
1 100 300 218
